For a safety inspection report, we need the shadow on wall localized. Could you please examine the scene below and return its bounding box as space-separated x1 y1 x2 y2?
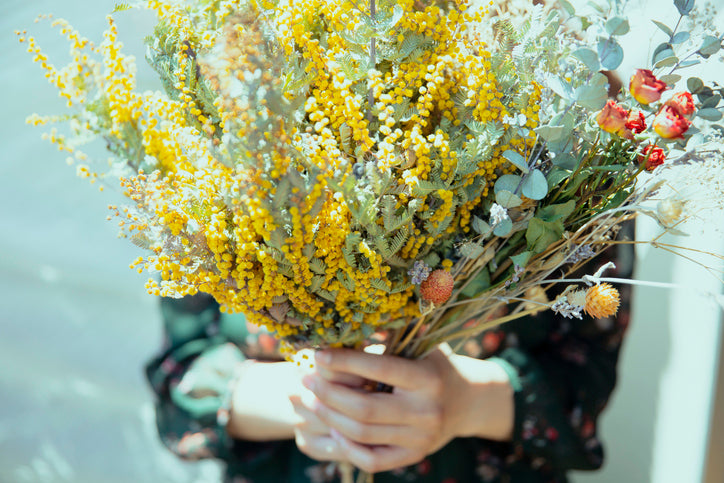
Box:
573 244 673 483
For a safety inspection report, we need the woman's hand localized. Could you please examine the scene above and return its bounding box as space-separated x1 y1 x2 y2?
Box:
288 360 366 463
298 345 514 473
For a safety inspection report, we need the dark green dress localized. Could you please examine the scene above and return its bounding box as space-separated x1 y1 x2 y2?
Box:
145 240 633 483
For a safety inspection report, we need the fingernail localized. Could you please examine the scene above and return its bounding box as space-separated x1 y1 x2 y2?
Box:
315 351 331 365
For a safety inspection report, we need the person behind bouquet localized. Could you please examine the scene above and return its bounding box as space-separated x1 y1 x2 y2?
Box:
145 222 633 482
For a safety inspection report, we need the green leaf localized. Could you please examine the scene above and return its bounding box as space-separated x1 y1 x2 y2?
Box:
698 35 722 57
702 94 721 108
659 74 682 85
588 164 629 171
654 56 679 68
572 48 600 72
674 0 695 16
697 108 723 121
494 174 522 194
521 169 548 200
546 168 570 190
537 200 576 222
557 0 576 15
535 125 566 142
671 31 690 44
460 268 490 298
687 77 704 93
679 59 701 68
496 190 523 208
575 83 608 110
605 17 630 36
598 38 624 70
471 216 491 236
653 44 675 64
652 20 673 37
526 218 565 254
552 153 578 170
112 2 132 13
502 150 530 173
493 218 513 237
460 242 485 259
545 75 575 101
510 251 532 268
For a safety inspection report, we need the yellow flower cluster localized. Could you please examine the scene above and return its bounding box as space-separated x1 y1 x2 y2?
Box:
26 0 544 347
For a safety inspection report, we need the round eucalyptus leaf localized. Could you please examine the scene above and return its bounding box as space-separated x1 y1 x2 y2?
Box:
494 174 522 194
493 218 513 237
671 31 690 44
699 35 722 57
572 48 600 72
605 17 630 36
521 169 548 201
597 38 624 70
502 149 530 173
674 0 695 16
697 108 723 121
495 190 523 209
687 77 704 94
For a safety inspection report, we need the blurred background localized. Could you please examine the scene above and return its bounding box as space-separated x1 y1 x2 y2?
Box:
1 0 722 482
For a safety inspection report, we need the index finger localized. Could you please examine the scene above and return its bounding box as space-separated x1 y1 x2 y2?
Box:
315 349 426 390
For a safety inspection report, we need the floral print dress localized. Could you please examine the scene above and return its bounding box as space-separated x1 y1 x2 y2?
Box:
145 230 634 483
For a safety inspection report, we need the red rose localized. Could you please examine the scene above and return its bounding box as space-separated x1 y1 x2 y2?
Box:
596 100 627 135
638 144 665 171
630 69 668 104
664 91 696 118
653 105 692 139
624 110 647 136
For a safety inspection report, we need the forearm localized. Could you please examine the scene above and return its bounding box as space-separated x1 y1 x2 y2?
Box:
226 360 301 441
448 354 514 442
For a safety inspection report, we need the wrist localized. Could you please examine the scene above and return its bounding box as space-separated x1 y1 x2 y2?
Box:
447 354 514 442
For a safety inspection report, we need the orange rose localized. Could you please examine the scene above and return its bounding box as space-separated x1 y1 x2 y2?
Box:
597 100 628 135
629 69 668 104
653 105 692 139
597 101 647 139
638 144 665 171
664 91 695 118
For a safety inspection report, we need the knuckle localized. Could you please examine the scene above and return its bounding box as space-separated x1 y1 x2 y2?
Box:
427 377 444 397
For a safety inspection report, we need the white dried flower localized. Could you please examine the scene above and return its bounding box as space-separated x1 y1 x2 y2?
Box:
656 198 685 226
490 203 510 226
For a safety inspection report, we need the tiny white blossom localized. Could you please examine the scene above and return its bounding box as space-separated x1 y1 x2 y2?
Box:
490 203 510 226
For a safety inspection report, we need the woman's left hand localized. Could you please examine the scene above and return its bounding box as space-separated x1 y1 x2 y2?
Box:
300 344 514 473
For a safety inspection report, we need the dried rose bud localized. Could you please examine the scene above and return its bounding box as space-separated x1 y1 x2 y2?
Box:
419 269 454 305
585 283 620 319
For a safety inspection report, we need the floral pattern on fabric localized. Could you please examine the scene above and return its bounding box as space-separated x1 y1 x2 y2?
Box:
145 226 634 482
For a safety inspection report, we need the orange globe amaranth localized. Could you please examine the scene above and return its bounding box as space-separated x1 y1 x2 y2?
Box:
584 283 620 319
419 269 454 305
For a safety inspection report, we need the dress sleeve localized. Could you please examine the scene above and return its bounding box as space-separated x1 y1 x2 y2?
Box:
144 293 282 464
486 227 634 473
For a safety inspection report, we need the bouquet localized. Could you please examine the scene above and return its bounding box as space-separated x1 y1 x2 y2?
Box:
20 0 724 477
